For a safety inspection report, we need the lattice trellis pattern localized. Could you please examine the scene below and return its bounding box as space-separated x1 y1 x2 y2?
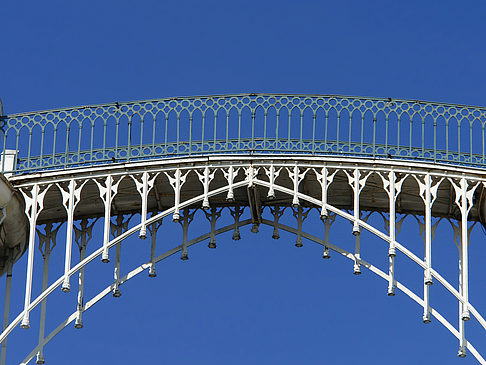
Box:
2 94 486 173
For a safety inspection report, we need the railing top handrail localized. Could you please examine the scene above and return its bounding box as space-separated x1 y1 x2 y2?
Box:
4 93 486 118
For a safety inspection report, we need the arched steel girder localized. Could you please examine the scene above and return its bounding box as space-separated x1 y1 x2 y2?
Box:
15 214 486 365
1 176 485 364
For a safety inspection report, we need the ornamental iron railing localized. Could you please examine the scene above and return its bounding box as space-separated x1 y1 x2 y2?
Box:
2 93 486 174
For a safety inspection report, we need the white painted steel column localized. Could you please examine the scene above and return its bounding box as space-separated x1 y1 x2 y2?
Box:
460 178 470 321
21 184 40 329
352 169 360 235
102 176 113 263
61 180 75 292
458 236 467 357
139 172 149 239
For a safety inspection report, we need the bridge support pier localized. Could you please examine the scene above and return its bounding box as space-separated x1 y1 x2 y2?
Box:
0 259 13 365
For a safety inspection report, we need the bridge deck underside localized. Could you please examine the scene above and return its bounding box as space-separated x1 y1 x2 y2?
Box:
29 159 478 225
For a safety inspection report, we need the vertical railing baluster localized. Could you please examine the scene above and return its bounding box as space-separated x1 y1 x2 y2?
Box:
225 110 229 148
433 118 437 163
421 115 425 158
287 108 291 144
115 116 120 160
469 122 473 161
397 113 401 156
446 119 449 159
482 123 485 164
251 109 255 149
372 115 376 158
64 124 70 169
202 110 206 147
103 116 107 159
189 113 193 155
336 110 341 150
151 111 156 155
27 128 32 171
275 110 280 141
299 109 303 151
312 111 316 155
39 126 45 170
15 131 20 172
237 109 242 150
347 111 352 153
409 114 412 157
458 120 461 161
127 115 132 162
214 108 218 152
385 114 389 155
89 118 94 164
1 130 7 174
360 113 364 153
324 110 329 151
77 121 82 165
264 108 268 150
140 113 144 157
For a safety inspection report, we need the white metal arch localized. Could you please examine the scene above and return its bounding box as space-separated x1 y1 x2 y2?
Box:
2 157 486 364
15 210 486 365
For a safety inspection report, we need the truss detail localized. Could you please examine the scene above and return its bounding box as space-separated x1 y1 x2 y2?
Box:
1 158 486 365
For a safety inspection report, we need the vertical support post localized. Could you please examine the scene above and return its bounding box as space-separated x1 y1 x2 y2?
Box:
139 172 149 238
292 206 310 247
314 166 337 220
292 165 300 207
230 205 243 240
58 179 86 292
387 170 397 296
352 169 361 235
378 170 404 296
286 164 309 208
95 176 121 263
35 223 59 364
270 206 285 239
265 165 282 200
20 184 47 329
196 166 215 210
62 179 75 292
179 208 195 260
147 217 162 277
0 259 13 365
166 169 189 222
132 172 159 239
353 231 361 274
223 166 239 202
352 212 371 275
102 176 112 262
110 214 133 297
74 218 97 329
322 213 336 259
450 177 479 323
460 178 470 322
415 216 441 323
344 168 370 238
423 174 433 286
450 219 467 357
415 174 443 319
204 207 222 249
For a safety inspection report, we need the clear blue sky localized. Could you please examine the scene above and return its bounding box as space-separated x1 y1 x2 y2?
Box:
2 1 486 364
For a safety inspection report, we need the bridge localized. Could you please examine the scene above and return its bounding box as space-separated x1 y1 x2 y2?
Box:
1 93 486 363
